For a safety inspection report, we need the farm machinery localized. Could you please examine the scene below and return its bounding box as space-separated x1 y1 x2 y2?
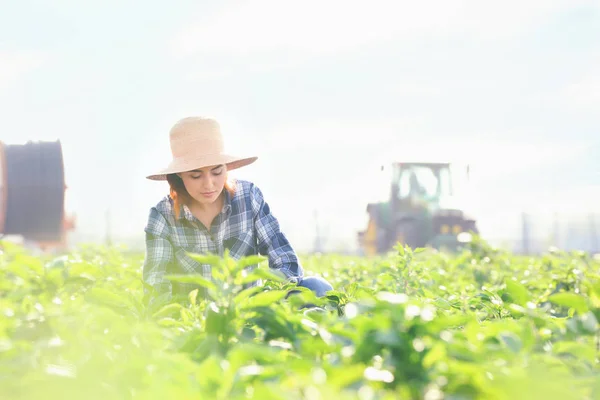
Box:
358 162 478 255
0 140 75 252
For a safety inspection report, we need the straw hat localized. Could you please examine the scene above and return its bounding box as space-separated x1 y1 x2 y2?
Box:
146 117 258 181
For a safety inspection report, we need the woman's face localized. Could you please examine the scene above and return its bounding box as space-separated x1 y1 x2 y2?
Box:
178 164 227 207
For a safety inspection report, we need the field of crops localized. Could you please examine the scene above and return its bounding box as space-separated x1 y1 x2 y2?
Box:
1 237 600 399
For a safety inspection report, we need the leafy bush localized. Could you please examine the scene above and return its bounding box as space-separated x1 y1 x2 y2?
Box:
1 239 599 399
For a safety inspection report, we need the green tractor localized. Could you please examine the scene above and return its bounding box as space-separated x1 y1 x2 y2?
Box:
358 162 478 255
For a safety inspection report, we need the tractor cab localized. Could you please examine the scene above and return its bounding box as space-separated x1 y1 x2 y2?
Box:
358 161 477 255
390 162 455 213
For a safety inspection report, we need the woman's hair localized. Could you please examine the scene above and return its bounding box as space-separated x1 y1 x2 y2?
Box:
167 171 236 219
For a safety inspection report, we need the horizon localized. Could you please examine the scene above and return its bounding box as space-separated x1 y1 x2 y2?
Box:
2 0 599 253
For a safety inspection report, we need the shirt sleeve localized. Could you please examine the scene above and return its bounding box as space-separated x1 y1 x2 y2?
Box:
142 207 174 302
250 184 304 283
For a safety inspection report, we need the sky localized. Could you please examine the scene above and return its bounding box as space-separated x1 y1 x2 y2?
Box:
1 0 599 252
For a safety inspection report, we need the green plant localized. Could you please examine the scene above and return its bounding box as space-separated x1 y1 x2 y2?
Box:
1 239 599 399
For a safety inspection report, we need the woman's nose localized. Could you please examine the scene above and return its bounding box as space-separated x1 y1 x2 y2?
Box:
203 175 214 187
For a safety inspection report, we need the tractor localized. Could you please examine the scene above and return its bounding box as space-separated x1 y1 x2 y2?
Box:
358 162 478 255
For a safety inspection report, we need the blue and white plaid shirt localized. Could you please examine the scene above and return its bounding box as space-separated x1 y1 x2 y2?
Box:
142 179 304 299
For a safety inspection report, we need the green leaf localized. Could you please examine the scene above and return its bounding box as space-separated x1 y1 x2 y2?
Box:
286 287 324 309
327 364 365 388
152 303 183 319
423 342 447 368
67 262 103 279
189 289 199 306
581 311 598 334
233 285 265 305
236 255 268 270
586 279 600 309
240 290 287 309
324 290 347 302
205 303 229 335
553 341 596 364
165 274 217 293
548 292 588 314
377 273 397 285
44 268 66 288
156 318 186 328
186 252 223 266
397 244 405 256
504 279 531 306
239 268 287 284
231 255 268 278
498 332 522 353
85 288 138 317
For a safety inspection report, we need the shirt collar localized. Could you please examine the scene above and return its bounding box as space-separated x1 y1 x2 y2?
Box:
176 189 232 222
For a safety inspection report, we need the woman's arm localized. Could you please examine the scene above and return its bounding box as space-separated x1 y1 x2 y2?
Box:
250 184 304 282
142 208 174 303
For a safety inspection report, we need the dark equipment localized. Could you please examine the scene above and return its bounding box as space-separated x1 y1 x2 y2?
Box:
358 162 478 255
0 140 74 248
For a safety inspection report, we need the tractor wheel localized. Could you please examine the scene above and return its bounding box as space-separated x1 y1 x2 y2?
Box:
395 219 423 250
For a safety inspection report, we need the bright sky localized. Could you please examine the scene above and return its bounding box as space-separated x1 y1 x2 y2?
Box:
2 0 599 252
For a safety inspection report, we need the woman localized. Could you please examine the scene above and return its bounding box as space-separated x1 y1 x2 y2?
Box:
143 116 332 304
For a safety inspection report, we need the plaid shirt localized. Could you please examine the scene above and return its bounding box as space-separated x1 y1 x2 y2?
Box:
142 179 303 300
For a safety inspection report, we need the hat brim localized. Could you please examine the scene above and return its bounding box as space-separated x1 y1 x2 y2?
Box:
146 154 258 181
